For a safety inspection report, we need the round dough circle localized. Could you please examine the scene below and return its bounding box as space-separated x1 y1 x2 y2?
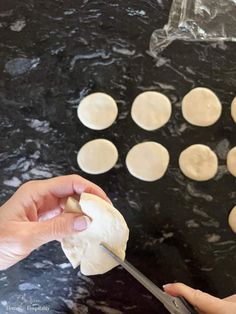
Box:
231 97 236 123
179 144 218 181
227 147 236 177
228 206 236 233
182 87 222 127
77 92 118 130
126 142 169 181
131 91 172 131
77 139 118 174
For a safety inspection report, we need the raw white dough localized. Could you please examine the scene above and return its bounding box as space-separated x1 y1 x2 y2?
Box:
227 147 236 177
231 97 236 123
77 92 118 130
61 194 129 275
179 144 218 181
77 139 118 174
182 87 222 127
228 206 236 233
131 91 172 131
126 142 169 181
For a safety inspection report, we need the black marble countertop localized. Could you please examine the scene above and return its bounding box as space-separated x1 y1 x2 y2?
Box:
0 1 236 313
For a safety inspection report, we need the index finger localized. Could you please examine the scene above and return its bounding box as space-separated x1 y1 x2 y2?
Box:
40 174 111 203
163 283 224 314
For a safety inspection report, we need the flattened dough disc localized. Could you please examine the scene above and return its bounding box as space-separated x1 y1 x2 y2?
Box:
227 146 236 177
182 87 222 127
228 206 236 233
231 97 236 123
61 194 129 276
126 142 169 181
77 139 118 174
179 144 218 181
131 91 172 131
77 92 118 130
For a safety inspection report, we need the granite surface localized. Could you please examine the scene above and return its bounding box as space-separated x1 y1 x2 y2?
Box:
0 0 236 313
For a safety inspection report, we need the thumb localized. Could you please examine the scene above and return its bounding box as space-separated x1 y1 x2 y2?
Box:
27 213 91 249
163 283 225 314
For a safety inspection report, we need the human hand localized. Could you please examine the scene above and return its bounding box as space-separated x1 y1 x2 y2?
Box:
164 282 236 314
0 174 110 270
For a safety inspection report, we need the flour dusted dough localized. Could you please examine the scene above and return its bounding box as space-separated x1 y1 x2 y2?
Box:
227 147 236 177
77 92 118 130
61 194 129 275
182 88 222 127
131 91 172 131
231 97 236 123
77 139 118 174
179 144 218 181
228 206 236 233
126 142 169 181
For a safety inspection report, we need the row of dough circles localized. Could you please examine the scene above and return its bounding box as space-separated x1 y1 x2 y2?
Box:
77 89 236 130
77 141 236 181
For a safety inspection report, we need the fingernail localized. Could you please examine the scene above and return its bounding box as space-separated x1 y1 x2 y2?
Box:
38 208 61 221
163 284 173 290
73 215 91 231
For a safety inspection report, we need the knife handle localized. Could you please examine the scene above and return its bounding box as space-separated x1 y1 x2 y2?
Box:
177 296 198 314
164 295 198 314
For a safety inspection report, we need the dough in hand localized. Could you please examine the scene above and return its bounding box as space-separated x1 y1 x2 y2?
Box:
228 206 236 233
179 144 218 181
227 147 236 177
182 87 222 127
126 142 169 181
77 139 118 174
77 92 118 130
61 194 129 276
131 91 172 131
231 97 236 123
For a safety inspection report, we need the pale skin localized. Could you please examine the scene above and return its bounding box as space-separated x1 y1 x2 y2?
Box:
0 174 110 270
0 174 235 313
163 283 236 314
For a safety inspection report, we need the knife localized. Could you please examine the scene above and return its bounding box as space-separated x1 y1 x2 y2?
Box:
100 243 197 314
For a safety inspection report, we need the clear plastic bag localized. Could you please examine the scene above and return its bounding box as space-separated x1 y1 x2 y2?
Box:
150 0 236 56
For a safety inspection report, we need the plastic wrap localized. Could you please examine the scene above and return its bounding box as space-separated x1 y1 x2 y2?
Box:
150 0 236 56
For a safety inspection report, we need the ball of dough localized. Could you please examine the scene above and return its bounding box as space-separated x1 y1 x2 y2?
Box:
61 194 129 275
228 206 236 233
77 139 118 174
126 142 169 182
227 147 236 177
182 87 222 127
231 97 236 123
179 144 218 181
131 91 172 131
77 92 118 130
